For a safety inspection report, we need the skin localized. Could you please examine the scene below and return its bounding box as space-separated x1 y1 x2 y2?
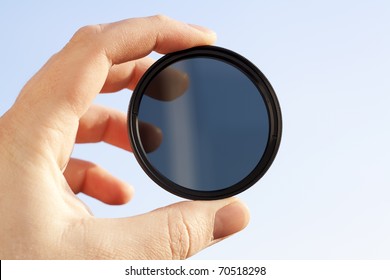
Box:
0 15 250 259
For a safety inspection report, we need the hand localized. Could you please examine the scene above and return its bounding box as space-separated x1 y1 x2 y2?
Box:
0 15 250 259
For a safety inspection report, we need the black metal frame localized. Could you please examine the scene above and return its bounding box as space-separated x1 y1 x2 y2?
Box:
128 46 282 200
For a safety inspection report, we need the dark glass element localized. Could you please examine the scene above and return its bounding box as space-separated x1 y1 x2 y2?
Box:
128 46 282 200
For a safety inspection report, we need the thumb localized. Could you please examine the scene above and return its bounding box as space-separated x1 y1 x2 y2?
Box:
86 198 250 259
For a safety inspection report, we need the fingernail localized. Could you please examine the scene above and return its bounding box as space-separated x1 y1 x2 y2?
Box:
213 200 250 240
188 23 216 35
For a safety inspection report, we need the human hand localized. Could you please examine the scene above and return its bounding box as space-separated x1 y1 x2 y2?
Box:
0 15 250 259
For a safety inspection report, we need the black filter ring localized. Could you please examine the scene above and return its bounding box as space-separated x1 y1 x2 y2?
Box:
128 46 282 200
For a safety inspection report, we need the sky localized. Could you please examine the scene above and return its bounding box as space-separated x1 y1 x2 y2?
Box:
1 0 390 259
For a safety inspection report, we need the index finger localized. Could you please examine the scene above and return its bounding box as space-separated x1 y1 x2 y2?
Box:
21 15 216 118
12 15 216 167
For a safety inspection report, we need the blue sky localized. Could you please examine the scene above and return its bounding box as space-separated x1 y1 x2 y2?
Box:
1 0 390 259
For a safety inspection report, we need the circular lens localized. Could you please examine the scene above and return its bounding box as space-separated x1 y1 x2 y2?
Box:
128 46 281 200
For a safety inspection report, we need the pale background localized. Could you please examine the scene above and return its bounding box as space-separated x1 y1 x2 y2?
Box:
1 0 389 259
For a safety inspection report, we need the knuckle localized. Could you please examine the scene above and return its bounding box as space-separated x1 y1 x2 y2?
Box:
150 14 172 28
152 14 171 22
147 14 172 51
69 24 103 45
64 24 109 66
166 209 191 259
